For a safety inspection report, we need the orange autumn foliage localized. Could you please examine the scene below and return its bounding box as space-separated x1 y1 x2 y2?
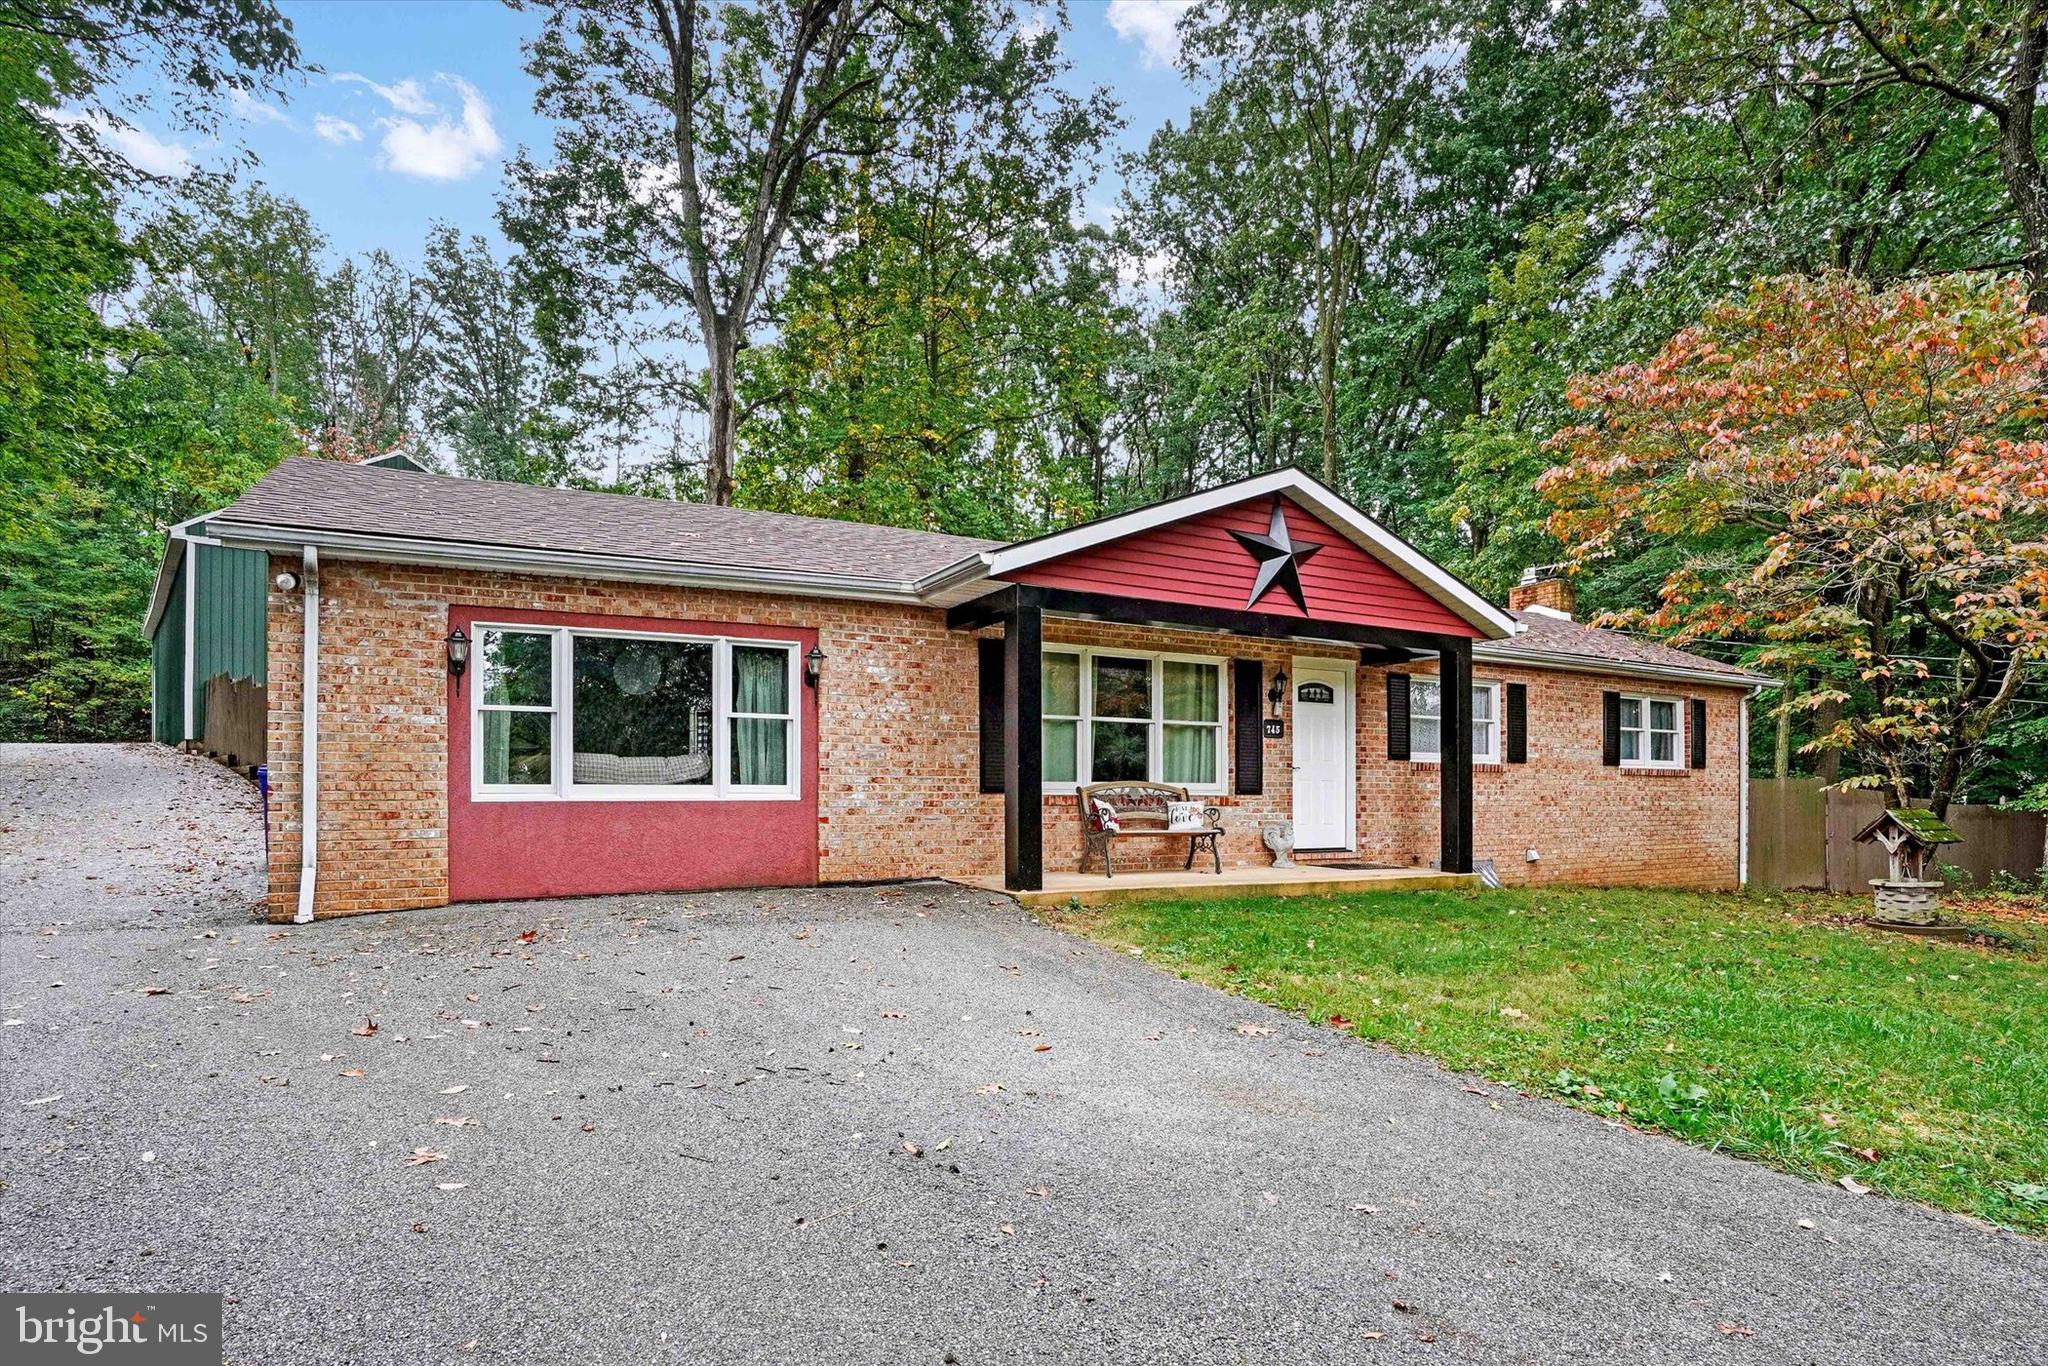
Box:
1540 272 2048 813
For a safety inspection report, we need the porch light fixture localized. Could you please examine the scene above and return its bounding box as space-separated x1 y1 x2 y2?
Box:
1267 667 1287 716
804 644 826 688
446 627 470 690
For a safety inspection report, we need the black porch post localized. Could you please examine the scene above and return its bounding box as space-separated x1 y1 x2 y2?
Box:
1003 595 1044 891
1437 636 1475 874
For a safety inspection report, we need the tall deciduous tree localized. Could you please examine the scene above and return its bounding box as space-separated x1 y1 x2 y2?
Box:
421 224 588 485
736 7 1122 536
1542 272 2048 813
507 0 922 505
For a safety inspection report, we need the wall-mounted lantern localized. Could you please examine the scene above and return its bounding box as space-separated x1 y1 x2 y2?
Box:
1267 666 1288 717
446 627 470 691
804 644 826 688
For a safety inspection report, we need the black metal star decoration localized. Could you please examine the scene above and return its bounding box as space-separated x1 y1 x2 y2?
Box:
1229 496 1323 613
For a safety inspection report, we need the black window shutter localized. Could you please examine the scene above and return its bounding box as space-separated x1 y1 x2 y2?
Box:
1601 691 1621 766
977 638 1004 794
1505 682 1528 763
1387 672 1411 761
1232 658 1263 796
1690 698 1707 769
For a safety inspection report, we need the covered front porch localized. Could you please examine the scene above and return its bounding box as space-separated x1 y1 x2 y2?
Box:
946 580 1482 894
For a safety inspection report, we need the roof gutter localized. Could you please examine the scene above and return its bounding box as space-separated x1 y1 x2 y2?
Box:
1472 643 1776 691
205 520 933 605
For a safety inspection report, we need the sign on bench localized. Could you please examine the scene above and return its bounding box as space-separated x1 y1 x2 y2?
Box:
1078 782 1223 877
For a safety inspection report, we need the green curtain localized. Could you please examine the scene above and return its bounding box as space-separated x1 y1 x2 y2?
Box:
1043 720 1078 782
731 646 789 785
1043 653 1080 714
1161 661 1217 721
1162 724 1215 784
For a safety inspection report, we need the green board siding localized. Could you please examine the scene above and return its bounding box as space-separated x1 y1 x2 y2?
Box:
192 543 268 687
152 558 187 743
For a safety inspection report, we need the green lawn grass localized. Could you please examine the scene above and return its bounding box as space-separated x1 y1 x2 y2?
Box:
1058 887 2048 1233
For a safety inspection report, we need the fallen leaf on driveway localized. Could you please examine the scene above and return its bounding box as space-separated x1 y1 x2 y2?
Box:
434 1116 477 1128
998 1223 1014 1237
1032 1044 1052 1052
1715 1323 1754 1338
517 930 538 944
139 986 172 996
1349 1204 1379 1214
976 1083 1004 1095
339 1067 365 1078
880 1010 907 1020
22 1094 63 1106
1025 1186 1051 1198
1361 1331 1384 1340
439 1085 469 1095
1233 1022 1273 1038
1328 1014 1354 1029
353 1018 378 1038
405 1148 448 1166
1838 1175 1872 1196
1797 1218 1816 1230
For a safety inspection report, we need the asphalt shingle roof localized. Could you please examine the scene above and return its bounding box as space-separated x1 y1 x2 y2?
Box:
212 457 998 584
210 459 1767 684
1487 608 1770 685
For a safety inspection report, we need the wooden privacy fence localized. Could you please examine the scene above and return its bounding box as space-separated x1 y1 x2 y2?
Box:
1748 777 2047 891
199 674 266 771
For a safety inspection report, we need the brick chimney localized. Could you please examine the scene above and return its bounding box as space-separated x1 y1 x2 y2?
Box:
1508 564 1576 619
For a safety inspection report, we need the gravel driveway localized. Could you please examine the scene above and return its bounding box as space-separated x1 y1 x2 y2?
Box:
2 743 2043 1364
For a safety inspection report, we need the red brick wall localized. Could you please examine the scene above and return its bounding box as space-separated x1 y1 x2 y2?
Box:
264 557 1748 918
1356 659 1747 889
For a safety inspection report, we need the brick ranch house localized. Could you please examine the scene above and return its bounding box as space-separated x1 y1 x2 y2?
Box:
145 458 1769 921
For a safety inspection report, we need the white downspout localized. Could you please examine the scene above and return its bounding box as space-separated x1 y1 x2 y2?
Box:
294 545 319 925
1738 687 1755 888
182 537 197 743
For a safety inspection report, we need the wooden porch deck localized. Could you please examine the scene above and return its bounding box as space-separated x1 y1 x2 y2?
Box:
959 863 1478 909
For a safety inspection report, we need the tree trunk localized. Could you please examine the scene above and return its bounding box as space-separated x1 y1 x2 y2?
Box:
1773 679 1792 779
2000 12 2048 312
1317 293 1338 485
704 322 736 506
1814 694 1841 782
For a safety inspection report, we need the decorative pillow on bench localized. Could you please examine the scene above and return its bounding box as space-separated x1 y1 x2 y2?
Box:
1088 799 1121 833
1166 800 1207 832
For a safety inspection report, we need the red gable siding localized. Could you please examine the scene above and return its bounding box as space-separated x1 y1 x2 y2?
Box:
1004 496 1481 637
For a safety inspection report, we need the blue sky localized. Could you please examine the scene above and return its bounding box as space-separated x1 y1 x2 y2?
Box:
126 0 1201 266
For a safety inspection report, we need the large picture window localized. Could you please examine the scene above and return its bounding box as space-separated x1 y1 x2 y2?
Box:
472 624 799 800
1409 678 1502 764
1039 649 1226 792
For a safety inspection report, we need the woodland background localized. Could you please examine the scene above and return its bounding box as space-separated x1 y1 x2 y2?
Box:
4 0 2046 815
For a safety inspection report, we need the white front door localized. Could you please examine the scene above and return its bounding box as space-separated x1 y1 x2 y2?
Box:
1291 659 1353 850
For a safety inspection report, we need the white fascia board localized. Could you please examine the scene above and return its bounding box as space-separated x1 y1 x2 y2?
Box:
964 468 1520 640
205 521 934 605
141 511 232 636
1472 643 1776 691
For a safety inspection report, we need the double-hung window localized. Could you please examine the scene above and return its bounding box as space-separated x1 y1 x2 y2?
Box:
1409 679 1503 764
472 624 799 799
1039 649 1225 793
1619 694 1682 769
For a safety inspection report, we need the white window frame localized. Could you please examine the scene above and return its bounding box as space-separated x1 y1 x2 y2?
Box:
470 622 801 802
1619 692 1685 771
1039 647 1229 796
1407 678 1504 765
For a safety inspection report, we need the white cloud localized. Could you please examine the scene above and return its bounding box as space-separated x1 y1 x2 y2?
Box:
226 87 290 125
1106 0 1194 70
333 72 436 116
376 76 501 181
52 108 192 177
313 114 363 145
